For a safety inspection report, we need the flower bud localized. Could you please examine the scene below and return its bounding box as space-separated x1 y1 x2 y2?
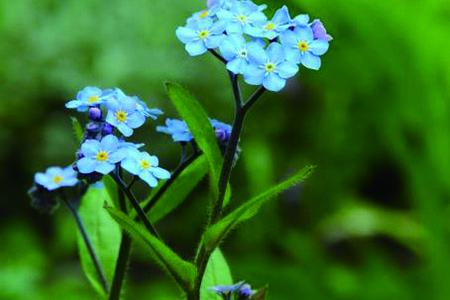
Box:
86 122 100 134
102 123 114 136
237 284 255 299
88 107 103 121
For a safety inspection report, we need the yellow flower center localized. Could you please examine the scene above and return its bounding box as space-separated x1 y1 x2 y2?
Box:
236 15 247 23
265 22 275 31
88 95 100 103
53 175 63 184
116 110 128 122
96 151 109 162
199 10 209 19
265 63 276 73
140 160 151 170
198 30 210 40
297 41 309 52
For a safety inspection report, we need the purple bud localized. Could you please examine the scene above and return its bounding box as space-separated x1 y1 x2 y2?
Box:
88 107 103 121
86 122 100 134
215 128 231 143
102 123 114 136
311 19 333 42
238 284 255 299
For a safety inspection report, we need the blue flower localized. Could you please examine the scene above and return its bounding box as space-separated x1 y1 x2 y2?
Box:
66 87 108 112
121 151 171 187
247 6 292 40
211 119 232 143
243 42 299 92
77 135 127 175
216 1 267 35
238 284 255 298
219 34 256 74
133 96 163 120
311 19 333 42
176 18 226 56
157 119 193 143
209 281 245 298
105 95 146 137
280 26 329 70
35 166 78 191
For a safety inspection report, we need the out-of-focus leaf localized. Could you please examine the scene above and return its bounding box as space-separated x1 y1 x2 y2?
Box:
77 187 121 297
200 248 233 300
149 155 209 223
164 82 231 207
70 117 83 143
203 166 315 251
106 207 197 292
102 176 120 209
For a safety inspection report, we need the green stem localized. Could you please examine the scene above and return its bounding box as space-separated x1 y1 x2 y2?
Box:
108 179 131 300
63 198 110 294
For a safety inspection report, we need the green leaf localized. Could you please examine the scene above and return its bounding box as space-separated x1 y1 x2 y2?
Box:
70 117 84 143
203 165 315 251
102 175 120 209
200 248 233 300
149 155 209 223
77 187 122 297
106 207 197 292
164 82 231 206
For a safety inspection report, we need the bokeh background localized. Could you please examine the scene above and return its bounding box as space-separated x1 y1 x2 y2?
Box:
1 0 450 299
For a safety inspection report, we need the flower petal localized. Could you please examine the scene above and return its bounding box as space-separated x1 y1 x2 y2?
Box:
277 62 299 79
139 171 158 188
77 158 97 174
309 40 329 56
301 52 321 70
263 73 286 92
186 40 208 56
176 26 197 43
95 162 115 175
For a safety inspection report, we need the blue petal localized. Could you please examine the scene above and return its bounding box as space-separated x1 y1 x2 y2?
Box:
106 111 118 127
279 30 298 47
309 40 329 56
95 162 115 175
77 158 97 174
243 65 265 85
277 62 299 79
62 178 78 187
127 112 146 128
139 171 158 187
263 73 286 92
81 140 100 157
219 37 239 60
301 52 321 70
101 135 119 151
293 14 310 26
226 22 244 34
266 43 284 63
117 124 133 137
35 173 50 186
272 6 291 25
65 100 82 109
109 149 127 163
121 158 139 175
227 58 247 74
151 167 171 180
176 26 197 43
247 43 267 65
205 34 225 49
284 47 301 64
186 41 208 56
294 26 313 41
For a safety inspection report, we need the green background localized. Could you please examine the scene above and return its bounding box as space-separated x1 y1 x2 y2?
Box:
1 0 450 299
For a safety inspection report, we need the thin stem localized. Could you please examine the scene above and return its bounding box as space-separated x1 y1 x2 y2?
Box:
127 176 137 190
228 72 243 108
63 198 110 293
209 49 227 64
108 181 131 300
112 174 161 239
143 152 201 214
243 86 266 113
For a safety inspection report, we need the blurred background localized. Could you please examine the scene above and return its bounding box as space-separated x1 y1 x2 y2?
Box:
1 0 450 299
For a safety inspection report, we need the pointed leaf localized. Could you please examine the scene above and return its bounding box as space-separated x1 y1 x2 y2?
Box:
164 82 231 206
203 166 315 251
150 155 209 223
71 117 84 143
106 207 197 292
77 187 121 296
200 248 233 300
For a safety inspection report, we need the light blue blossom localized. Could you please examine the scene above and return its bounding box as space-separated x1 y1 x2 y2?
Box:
311 19 333 41
280 26 329 70
157 119 193 143
216 0 267 35
121 151 171 188
105 95 146 137
248 6 292 40
219 34 257 74
209 281 245 298
77 135 127 175
176 18 226 56
292 14 310 27
132 96 163 120
34 166 78 191
243 42 299 92
66 87 108 112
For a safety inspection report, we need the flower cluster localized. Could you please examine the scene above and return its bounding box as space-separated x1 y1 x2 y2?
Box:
176 0 332 92
30 87 170 212
210 281 255 300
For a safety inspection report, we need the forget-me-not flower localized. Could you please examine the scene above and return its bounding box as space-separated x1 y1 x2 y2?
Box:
248 6 292 40
35 166 78 191
132 96 163 120
243 42 299 92
311 19 333 41
219 34 257 74
280 26 329 70
216 0 267 35
66 87 108 112
176 18 226 56
209 281 245 298
77 135 127 175
105 95 146 137
121 151 171 188
157 119 193 143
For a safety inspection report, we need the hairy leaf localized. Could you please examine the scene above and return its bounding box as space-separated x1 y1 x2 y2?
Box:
77 187 121 296
106 207 197 292
71 116 84 143
203 166 315 251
